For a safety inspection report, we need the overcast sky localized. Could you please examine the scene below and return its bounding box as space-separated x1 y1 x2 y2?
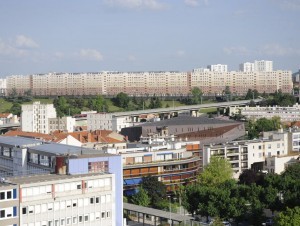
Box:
0 0 299 77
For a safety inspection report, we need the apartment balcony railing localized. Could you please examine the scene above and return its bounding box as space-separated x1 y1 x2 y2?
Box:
124 156 200 169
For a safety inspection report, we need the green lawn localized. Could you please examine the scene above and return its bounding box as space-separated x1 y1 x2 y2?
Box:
0 99 13 113
199 107 218 113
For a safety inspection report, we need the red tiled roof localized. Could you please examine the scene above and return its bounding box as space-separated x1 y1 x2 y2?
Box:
0 113 12 118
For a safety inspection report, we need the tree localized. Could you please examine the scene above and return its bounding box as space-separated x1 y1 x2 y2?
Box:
131 187 151 207
275 207 300 226
239 169 265 186
282 163 300 180
140 175 167 208
9 102 21 116
198 156 233 186
191 87 203 104
114 92 130 109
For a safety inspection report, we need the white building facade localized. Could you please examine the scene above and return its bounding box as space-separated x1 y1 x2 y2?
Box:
254 60 273 72
203 138 288 178
229 104 300 122
48 116 76 133
207 64 228 72
21 102 57 134
239 62 255 72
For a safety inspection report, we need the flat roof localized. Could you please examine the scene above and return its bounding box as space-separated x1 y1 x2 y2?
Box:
0 136 43 147
5 173 111 185
124 203 194 222
29 143 116 157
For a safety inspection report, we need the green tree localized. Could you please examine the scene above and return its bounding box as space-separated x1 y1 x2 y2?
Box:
191 87 203 104
9 102 21 116
114 92 130 109
198 156 233 186
131 187 151 207
140 175 167 208
282 163 300 180
275 207 300 226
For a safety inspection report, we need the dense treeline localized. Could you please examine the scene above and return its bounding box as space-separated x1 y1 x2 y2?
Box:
182 157 300 225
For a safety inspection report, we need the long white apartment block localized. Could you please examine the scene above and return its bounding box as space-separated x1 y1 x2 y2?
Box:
229 104 300 122
21 102 57 134
203 138 288 178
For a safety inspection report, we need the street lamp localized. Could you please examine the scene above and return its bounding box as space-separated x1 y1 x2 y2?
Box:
167 195 171 225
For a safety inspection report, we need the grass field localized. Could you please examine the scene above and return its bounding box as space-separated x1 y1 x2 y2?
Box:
0 99 13 113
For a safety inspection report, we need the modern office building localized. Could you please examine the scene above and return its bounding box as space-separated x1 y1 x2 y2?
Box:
21 102 57 134
0 136 123 225
0 183 19 226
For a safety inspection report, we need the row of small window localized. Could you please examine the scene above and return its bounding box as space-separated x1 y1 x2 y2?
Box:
0 207 18 220
22 195 112 214
0 189 17 201
22 211 111 226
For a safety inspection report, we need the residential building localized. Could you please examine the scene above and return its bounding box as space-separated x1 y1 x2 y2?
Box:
0 183 19 226
239 62 254 72
0 113 19 125
106 135 201 194
264 154 300 174
0 136 123 225
229 104 300 122
0 78 6 96
21 102 57 134
203 138 288 178
48 116 76 133
207 64 228 72
5 63 292 97
87 113 133 132
254 60 273 72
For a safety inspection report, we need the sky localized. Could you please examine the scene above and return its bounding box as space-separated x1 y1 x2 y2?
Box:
0 0 299 77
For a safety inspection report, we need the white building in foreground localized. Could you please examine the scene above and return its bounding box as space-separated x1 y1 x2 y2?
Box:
21 102 57 134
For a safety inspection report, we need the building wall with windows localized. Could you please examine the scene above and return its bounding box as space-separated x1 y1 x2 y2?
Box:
4 173 115 226
6 68 292 97
21 102 57 134
48 116 76 133
203 138 288 178
0 184 19 226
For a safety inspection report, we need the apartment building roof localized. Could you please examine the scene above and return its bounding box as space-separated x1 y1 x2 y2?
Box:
132 116 240 127
0 113 12 118
5 172 111 185
0 136 44 147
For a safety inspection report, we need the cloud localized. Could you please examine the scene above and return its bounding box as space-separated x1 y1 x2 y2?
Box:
15 35 39 49
79 49 104 61
223 46 253 56
260 43 300 56
270 0 300 11
176 50 185 57
184 0 209 7
0 39 28 58
128 55 137 61
103 0 167 10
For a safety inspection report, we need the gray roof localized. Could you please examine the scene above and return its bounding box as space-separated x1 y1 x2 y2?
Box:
28 143 115 157
131 116 239 128
124 203 194 222
0 136 43 147
5 173 110 185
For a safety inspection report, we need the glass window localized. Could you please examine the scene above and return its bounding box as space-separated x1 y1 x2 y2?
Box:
7 191 12 199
